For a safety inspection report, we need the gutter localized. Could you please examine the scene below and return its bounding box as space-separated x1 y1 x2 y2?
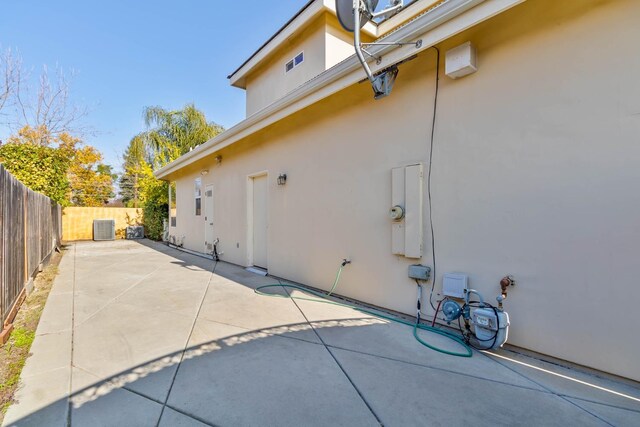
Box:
155 0 525 180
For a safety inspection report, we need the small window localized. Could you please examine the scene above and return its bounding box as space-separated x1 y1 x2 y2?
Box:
285 60 294 73
195 178 202 216
169 182 177 227
285 51 304 73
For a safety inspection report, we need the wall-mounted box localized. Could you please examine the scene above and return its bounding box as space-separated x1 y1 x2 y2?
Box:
442 273 468 299
445 41 477 79
391 164 423 259
409 265 431 281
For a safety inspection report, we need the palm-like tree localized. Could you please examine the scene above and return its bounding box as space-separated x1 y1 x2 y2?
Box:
143 104 224 167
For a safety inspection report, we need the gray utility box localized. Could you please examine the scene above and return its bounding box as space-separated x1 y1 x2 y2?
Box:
408 265 431 281
93 219 116 241
126 226 145 240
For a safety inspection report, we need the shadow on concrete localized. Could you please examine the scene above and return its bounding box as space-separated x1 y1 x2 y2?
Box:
6 318 387 426
6 240 640 426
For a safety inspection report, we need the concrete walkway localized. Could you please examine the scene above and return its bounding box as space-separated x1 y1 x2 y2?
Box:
3 240 639 426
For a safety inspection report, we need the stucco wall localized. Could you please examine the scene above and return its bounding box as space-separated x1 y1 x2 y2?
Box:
245 16 328 117
244 13 365 117
325 15 358 69
169 0 640 380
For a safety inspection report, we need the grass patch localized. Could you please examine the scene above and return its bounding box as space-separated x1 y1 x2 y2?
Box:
0 250 64 424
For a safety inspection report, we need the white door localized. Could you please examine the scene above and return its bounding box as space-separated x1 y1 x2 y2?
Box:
252 175 268 269
204 185 214 254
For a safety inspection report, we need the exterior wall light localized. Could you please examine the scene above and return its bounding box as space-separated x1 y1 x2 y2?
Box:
277 173 287 186
201 169 209 176
215 155 222 165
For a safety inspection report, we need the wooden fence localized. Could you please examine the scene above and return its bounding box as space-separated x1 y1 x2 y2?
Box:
0 164 62 338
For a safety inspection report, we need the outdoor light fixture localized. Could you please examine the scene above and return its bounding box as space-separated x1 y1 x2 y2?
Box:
201 169 209 176
215 155 222 165
277 173 287 186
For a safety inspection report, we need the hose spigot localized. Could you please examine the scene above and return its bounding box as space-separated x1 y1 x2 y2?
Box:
500 276 515 300
341 259 351 267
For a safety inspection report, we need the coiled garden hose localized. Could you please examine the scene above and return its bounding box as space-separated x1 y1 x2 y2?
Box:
254 264 472 358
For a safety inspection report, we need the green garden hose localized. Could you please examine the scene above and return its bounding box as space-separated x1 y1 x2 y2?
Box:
255 265 472 358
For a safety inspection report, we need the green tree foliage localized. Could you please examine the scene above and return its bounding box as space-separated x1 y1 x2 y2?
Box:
0 143 71 205
140 165 168 241
143 104 224 167
119 134 149 208
0 125 114 206
120 104 223 239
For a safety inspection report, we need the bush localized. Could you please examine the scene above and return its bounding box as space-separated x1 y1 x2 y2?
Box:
0 144 71 205
142 179 168 241
143 200 168 241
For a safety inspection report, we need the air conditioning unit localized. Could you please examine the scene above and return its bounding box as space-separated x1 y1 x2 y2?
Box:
93 219 116 241
126 226 144 240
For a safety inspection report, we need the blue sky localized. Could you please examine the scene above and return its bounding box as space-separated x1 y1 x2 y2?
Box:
0 0 309 170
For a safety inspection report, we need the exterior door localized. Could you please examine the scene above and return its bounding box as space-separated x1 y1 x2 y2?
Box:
204 185 214 254
252 175 268 269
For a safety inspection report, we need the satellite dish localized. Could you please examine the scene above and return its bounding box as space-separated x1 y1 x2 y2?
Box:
336 0 379 32
336 0 408 99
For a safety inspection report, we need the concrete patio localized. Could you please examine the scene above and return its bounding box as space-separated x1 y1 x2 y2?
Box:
3 240 639 426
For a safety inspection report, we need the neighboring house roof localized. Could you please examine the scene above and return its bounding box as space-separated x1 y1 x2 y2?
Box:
156 0 526 180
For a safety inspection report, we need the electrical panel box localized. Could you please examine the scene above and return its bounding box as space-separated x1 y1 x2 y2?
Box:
445 41 477 79
408 265 431 281
391 164 424 258
442 273 468 299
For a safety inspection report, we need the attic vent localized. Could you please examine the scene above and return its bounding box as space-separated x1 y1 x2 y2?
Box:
285 51 304 73
93 220 116 241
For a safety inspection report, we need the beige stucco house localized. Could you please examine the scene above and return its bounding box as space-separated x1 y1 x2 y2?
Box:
156 0 640 381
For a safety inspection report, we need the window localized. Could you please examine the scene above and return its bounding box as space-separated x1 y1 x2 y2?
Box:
195 178 202 216
285 60 294 73
169 182 177 227
285 51 304 73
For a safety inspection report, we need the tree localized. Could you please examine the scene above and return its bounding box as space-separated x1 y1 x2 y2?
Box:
12 65 89 145
120 104 223 239
2 50 88 144
0 142 71 205
7 124 55 146
3 126 114 206
68 145 115 207
143 104 223 166
119 134 148 208
0 48 20 122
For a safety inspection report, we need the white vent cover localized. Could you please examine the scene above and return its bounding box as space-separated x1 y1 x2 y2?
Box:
93 219 116 241
445 41 477 79
442 273 468 299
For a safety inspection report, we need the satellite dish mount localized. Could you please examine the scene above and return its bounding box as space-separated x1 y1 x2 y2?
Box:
337 0 416 99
